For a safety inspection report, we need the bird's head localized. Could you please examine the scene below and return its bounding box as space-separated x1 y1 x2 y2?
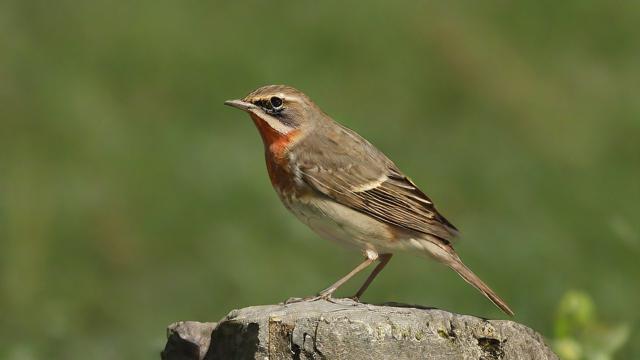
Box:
225 85 322 151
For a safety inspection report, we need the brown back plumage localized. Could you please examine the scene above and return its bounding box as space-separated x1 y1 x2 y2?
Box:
291 120 459 243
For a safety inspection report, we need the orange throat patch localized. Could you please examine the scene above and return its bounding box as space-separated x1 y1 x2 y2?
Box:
249 113 300 157
249 113 301 193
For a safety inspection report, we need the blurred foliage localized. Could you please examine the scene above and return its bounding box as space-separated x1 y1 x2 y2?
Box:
553 291 630 360
1 0 639 359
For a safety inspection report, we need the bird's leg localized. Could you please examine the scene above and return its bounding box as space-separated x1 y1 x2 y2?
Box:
285 251 378 304
315 254 376 299
350 253 393 302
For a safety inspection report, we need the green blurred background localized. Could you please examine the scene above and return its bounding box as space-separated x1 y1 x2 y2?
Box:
1 0 639 358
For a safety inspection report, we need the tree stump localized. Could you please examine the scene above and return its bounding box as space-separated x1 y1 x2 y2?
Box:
161 298 557 360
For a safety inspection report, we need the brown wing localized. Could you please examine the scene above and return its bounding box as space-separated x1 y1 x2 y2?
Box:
295 123 458 242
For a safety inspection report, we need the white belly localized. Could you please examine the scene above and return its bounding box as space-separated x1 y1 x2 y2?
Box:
282 194 402 253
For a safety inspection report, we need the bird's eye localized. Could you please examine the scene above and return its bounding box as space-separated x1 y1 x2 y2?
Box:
270 96 283 110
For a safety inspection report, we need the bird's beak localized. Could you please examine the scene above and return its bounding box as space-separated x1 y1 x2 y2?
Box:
224 99 254 112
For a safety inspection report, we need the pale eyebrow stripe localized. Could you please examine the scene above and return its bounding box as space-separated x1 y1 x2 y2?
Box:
282 94 303 103
250 93 304 105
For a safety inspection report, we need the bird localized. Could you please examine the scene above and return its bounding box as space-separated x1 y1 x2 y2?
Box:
224 85 514 316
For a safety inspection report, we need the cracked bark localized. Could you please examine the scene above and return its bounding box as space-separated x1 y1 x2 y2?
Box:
161 299 558 360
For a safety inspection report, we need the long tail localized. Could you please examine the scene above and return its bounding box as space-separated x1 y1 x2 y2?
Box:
446 255 514 316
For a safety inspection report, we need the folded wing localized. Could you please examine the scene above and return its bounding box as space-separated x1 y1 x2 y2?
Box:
296 124 458 243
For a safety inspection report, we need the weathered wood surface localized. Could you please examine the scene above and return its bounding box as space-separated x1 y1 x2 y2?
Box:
162 299 557 360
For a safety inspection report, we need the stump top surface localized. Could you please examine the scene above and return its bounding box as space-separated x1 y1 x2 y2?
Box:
164 299 558 360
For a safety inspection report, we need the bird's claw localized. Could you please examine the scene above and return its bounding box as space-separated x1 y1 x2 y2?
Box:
283 297 303 304
283 292 335 305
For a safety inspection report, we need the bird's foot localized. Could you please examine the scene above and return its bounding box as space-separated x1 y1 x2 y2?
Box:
283 292 335 305
282 296 306 304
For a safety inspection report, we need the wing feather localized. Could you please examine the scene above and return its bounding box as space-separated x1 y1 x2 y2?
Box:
295 124 458 242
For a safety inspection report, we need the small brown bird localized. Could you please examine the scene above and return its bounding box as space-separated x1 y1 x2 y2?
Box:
225 85 514 316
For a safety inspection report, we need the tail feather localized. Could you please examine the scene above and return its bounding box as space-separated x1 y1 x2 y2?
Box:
447 257 514 316
413 237 514 316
